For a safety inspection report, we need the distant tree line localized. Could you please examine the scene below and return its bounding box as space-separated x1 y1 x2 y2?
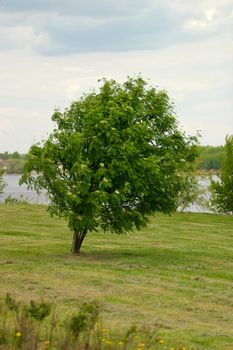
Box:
196 145 225 170
0 151 27 160
0 152 27 174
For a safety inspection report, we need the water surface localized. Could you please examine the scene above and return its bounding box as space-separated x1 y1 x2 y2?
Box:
1 174 216 212
1 174 48 204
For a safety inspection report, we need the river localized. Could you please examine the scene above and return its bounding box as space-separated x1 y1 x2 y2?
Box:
1 174 215 212
1 174 49 204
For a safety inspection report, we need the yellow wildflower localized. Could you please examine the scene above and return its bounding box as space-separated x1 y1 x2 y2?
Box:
16 332 21 337
102 328 109 332
44 340 50 348
159 339 164 344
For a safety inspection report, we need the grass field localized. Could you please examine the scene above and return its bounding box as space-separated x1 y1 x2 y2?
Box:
0 204 233 349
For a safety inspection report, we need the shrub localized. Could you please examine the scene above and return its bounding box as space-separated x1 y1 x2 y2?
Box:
0 294 189 350
210 135 233 214
0 167 6 196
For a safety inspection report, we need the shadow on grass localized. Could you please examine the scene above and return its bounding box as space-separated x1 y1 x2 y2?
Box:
78 246 203 269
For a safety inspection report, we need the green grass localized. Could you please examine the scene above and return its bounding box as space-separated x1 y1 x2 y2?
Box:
0 204 233 349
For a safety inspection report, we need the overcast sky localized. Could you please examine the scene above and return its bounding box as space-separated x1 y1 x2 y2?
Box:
0 0 232 152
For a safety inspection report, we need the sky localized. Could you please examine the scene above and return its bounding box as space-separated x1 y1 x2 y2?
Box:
0 0 232 153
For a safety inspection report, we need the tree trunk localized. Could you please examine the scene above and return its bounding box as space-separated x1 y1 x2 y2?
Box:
71 229 87 254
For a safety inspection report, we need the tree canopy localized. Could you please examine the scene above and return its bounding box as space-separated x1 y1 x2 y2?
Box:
210 135 233 214
20 77 198 253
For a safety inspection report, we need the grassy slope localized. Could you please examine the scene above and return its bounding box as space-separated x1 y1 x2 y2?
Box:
0 204 233 349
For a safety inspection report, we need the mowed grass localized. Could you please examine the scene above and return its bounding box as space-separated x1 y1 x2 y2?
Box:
0 204 233 349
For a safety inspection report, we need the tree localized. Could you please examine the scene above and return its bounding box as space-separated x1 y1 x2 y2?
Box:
20 77 198 254
0 167 6 196
210 135 233 214
177 172 199 212
195 145 224 170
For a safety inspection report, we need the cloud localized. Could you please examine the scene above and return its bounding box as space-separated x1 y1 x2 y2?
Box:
0 27 232 152
0 0 231 55
1 0 150 17
0 25 49 51
0 0 232 151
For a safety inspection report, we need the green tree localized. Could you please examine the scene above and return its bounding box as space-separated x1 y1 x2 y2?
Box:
0 167 6 196
196 145 224 170
20 77 198 254
210 135 233 214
